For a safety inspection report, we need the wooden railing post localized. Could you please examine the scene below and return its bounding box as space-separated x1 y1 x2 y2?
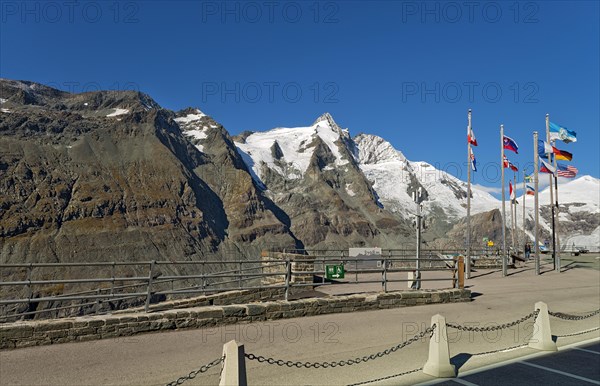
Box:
458 256 465 289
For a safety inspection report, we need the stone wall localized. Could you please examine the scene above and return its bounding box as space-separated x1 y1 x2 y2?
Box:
260 251 315 287
0 289 470 349
115 287 286 314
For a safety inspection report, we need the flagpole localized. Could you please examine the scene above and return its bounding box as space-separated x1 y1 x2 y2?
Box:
513 173 518 254
546 114 557 268
501 124 507 276
553 154 561 272
522 170 526 255
533 132 540 275
510 178 515 255
466 109 472 279
552 140 561 272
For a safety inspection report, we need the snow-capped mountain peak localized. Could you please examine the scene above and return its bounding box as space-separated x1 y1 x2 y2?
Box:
234 114 351 184
354 133 407 165
313 112 341 132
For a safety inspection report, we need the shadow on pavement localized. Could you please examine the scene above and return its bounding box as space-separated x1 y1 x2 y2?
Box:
470 269 501 279
561 261 578 272
451 353 473 372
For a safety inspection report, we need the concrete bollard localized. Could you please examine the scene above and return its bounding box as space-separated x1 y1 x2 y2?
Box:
528 301 557 351
408 272 415 289
219 340 248 386
423 314 456 378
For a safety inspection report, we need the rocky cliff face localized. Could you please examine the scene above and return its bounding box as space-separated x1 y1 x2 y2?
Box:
0 79 298 268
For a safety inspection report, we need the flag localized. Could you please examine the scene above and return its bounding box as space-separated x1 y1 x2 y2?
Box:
503 135 519 154
539 158 556 174
553 148 573 161
537 140 553 155
526 185 535 195
540 146 573 162
549 122 577 143
467 125 478 146
509 181 518 204
470 151 477 171
524 174 534 183
556 163 578 178
503 155 518 172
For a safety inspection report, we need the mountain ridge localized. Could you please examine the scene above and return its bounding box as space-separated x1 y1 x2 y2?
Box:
2 79 597 264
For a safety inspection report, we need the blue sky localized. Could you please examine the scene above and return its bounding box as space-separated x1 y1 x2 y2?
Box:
1 1 598 194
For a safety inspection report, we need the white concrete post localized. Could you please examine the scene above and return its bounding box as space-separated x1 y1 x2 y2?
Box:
219 340 247 386
423 314 456 378
408 271 416 289
528 301 557 351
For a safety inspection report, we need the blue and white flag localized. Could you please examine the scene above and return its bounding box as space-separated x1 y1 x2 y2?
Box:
549 122 577 143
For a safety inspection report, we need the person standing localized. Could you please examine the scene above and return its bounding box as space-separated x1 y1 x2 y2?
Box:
525 243 531 260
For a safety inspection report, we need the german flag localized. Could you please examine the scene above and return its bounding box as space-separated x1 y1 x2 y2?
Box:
553 148 573 161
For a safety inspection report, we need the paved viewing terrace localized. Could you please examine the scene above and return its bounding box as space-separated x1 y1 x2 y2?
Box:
1 257 599 385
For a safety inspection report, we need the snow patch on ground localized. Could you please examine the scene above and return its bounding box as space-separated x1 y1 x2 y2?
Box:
1 108 11 113
107 108 129 117
345 183 356 197
0 98 6 104
174 110 206 124
183 127 209 152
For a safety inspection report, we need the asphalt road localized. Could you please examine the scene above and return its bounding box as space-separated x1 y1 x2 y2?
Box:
421 340 600 386
1 260 599 386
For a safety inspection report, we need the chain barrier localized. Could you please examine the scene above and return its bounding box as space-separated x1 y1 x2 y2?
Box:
346 367 423 386
163 307 597 385
445 309 539 332
165 356 224 386
556 326 600 338
245 326 435 369
548 308 600 321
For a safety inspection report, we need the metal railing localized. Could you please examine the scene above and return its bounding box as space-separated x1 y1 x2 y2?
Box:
1 250 464 322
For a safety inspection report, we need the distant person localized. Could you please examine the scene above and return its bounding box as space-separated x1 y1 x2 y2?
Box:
525 243 531 260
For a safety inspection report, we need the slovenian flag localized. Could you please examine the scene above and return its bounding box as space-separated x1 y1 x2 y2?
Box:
526 185 535 195
556 163 578 178
539 158 556 174
503 135 519 154
503 155 518 172
470 151 477 171
468 125 478 146
549 122 577 143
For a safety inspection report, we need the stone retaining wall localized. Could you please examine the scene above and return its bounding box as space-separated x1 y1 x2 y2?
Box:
115 287 287 314
0 289 470 349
